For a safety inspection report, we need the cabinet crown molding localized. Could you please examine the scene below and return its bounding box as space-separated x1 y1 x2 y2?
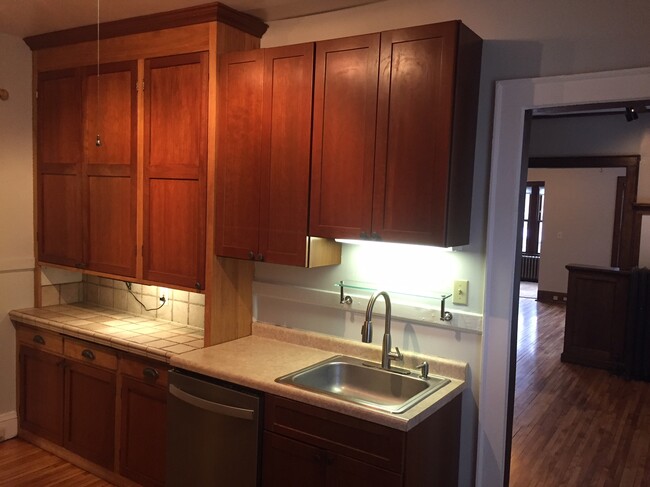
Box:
24 2 268 51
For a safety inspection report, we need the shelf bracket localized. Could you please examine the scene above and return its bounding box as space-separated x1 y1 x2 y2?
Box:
440 294 453 322
339 281 353 305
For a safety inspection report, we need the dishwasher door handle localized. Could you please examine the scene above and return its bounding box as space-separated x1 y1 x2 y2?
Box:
169 384 256 421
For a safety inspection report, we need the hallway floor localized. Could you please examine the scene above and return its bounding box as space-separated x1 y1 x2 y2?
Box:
510 299 650 486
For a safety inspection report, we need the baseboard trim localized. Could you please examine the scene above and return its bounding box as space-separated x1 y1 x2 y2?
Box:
0 411 18 441
537 289 568 304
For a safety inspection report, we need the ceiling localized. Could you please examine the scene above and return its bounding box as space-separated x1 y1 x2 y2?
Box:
0 0 383 39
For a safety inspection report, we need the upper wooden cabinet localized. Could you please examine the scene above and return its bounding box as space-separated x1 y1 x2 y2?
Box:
37 62 137 276
143 53 208 290
310 21 482 247
31 6 267 291
217 44 341 267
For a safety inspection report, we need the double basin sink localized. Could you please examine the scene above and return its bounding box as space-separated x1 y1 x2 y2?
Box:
276 355 450 414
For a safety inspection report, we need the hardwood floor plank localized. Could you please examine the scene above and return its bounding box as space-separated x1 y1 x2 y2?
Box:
0 438 114 486
510 299 650 486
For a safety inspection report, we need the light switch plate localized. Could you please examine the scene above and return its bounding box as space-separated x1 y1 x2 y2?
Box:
453 280 468 305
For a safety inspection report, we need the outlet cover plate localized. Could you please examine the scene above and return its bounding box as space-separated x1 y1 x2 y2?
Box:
453 280 468 305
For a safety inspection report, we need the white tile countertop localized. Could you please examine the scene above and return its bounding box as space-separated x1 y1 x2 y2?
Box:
171 322 467 431
9 303 204 363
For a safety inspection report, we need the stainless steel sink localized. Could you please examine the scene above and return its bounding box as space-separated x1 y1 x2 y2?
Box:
276 355 450 414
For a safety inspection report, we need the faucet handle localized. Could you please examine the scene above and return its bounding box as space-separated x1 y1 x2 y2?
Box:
416 361 429 379
388 347 403 362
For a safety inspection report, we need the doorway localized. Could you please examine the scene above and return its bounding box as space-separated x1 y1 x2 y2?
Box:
477 68 650 487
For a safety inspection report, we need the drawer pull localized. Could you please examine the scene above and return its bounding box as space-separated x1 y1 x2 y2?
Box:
143 367 159 380
81 349 95 360
33 335 45 345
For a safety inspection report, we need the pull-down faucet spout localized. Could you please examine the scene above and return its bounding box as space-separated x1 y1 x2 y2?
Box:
361 291 403 370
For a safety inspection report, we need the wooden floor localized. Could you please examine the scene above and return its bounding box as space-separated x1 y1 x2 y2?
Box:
0 438 113 486
510 299 650 486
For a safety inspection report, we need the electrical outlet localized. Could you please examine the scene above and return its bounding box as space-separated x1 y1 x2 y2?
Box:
453 280 469 305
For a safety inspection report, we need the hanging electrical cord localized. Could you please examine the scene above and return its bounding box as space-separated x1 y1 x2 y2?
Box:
95 0 102 147
125 282 167 311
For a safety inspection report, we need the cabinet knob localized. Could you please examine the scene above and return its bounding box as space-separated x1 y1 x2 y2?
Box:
256 253 264 262
248 251 255 260
371 232 381 241
143 367 160 380
360 232 369 240
81 349 95 361
74 262 87 269
33 335 45 345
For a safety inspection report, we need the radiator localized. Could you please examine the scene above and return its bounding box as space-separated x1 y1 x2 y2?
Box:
521 254 540 282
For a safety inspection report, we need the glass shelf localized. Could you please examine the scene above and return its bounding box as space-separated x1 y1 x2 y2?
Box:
335 280 451 301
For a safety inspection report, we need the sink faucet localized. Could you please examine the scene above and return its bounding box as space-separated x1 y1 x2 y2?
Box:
361 291 403 370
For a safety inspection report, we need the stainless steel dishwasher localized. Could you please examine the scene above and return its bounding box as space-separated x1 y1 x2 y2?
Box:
167 369 262 486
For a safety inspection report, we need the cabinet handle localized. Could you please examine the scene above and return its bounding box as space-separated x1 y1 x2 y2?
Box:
33 335 45 345
143 367 159 380
371 232 381 241
81 349 95 361
248 251 255 260
256 253 264 262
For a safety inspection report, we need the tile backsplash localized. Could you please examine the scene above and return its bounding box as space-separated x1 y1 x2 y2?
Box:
40 275 205 329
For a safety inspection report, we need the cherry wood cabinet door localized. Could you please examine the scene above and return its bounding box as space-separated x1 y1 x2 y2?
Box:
119 375 167 487
37 69 83 267
63 361 116 469
18 346 65 445
258 43 314 265
309 35 379 240
216 49 264 261
83 61 137 276
144 52 208 290
262 431 326 487
372 22 459 245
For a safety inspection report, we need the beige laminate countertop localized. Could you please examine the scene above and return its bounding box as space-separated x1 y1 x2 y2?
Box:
9 303 204 363
171 322 467 432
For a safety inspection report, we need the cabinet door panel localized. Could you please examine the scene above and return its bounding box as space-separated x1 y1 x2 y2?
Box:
64 361 116 469
83 61 138 276
19 346 64 445
310 35 379 240
120 376 167 487
216 50 264 260
87 176 135 276
144 53 208 289
146 53 207 175
373 23 457 245
37 69 83 267
39 174 83 266
259 44 313 265
145 179 204 288
262 432 326 487
38 70 83 166
84 65 135 166
327 453 401 487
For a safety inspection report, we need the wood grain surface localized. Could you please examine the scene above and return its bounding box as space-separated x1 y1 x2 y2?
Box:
511 298 650 486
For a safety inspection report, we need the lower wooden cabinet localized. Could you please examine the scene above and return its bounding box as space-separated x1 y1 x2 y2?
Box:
64 360 116 469
262 394 461 487
18 345 65 444
16 325 168 486
119 357 168 487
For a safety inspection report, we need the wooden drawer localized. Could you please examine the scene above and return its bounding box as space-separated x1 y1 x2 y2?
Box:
120 354 169 387
16 326 63 354
264 395 405 473
63 338 118 371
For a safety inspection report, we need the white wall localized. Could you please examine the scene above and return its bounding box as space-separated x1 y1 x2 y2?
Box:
527 167 625 293
0 33 34 439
